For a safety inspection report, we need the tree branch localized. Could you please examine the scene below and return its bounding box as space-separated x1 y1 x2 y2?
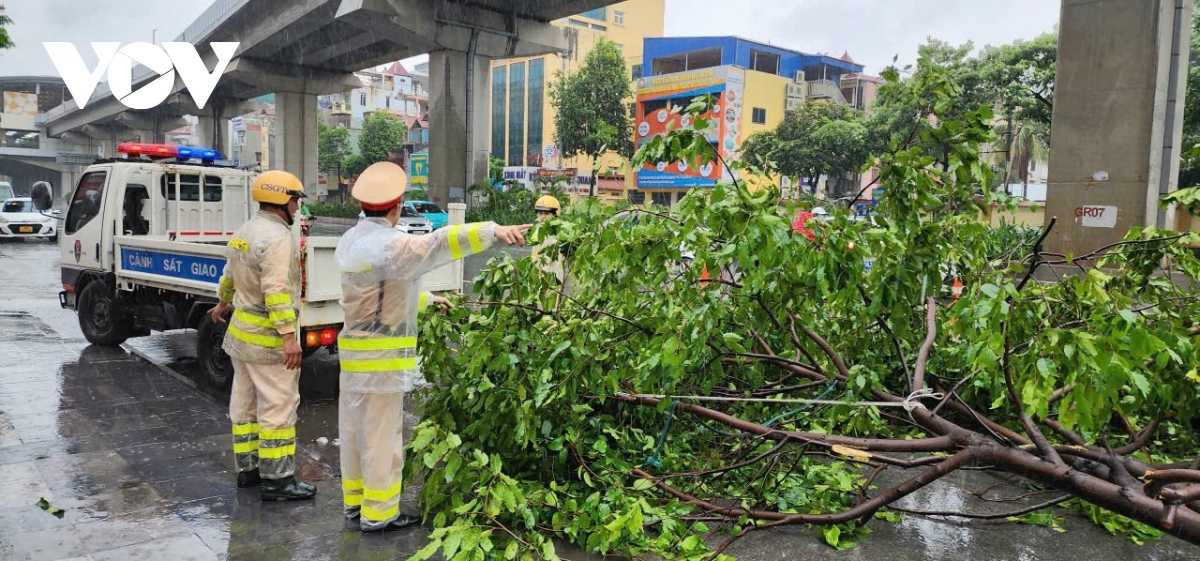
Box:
887 494 1070 520
912 297 938 393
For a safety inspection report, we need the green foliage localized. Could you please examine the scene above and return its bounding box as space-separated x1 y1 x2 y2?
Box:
0 5 13 50
466 182 568 225
343 153 367 178
317 120 352 173
359 112 407 165
307 200 360 218
408 51 1200 561
742 100 869 197
490 155 506 184
550 39 633 160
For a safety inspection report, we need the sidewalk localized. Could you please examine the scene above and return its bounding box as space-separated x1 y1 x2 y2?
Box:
0 314 429 561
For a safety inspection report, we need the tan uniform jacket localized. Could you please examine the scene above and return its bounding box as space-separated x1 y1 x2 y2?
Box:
217 211 299 365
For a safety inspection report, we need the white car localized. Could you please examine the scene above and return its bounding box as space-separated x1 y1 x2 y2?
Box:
0 198 57 241
357 205 433 235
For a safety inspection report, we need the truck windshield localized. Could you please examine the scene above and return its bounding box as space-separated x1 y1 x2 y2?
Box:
2 200 33 213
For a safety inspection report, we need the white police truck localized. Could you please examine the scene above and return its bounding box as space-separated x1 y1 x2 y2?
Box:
33 143 350 389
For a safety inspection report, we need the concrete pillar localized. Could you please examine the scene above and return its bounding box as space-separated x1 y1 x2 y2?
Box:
59 170 78 202
194 116 230 153
1044 0 1192 256
274 91 319 194
427 49 491 207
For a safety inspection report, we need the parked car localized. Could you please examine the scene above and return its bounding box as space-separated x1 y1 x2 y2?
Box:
407 200 448 229
0 197 57 241
0 182 14 202
395 204 432 235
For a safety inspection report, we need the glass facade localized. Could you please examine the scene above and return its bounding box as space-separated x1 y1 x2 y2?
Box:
508 61 526 166
527 58 545 166
581 7 606 21
492 66 507 160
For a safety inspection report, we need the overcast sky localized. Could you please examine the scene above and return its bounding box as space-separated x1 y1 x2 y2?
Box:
0 0 1059 78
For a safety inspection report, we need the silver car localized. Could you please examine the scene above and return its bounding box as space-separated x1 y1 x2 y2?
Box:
394 205 431 235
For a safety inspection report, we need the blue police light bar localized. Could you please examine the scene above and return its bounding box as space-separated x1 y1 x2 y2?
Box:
176 146 223 161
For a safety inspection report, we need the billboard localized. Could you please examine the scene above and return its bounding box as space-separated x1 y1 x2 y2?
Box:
409 150 428 186
634 66 746 189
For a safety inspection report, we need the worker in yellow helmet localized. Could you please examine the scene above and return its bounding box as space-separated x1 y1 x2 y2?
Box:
531 195 564 283
336 162 531 532
208 170 316 501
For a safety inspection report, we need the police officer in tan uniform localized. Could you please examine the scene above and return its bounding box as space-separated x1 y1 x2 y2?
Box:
209 170 316 501
335 162 530 531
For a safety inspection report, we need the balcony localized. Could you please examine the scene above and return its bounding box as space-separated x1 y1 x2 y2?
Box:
806 79 848 105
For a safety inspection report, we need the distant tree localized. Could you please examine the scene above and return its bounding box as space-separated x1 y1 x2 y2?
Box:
359 112 407 165
742 100 869 197
0 5 13 51
343 154 367 178
317 120 352 173
550 39 632 194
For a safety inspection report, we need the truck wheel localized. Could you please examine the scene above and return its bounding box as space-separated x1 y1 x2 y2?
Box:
197 314 234 390
77 281 130 346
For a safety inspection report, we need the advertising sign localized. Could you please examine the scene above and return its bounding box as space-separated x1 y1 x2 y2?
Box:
409 150 428 186
634 66 746 189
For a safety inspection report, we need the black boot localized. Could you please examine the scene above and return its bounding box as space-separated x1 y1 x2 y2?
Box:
236 469 262 488
260 476 316 501
362 514 421 533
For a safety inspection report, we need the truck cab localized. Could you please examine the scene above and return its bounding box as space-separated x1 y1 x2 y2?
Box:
40 142 345 388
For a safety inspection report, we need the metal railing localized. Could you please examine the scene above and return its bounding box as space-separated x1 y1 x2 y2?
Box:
806 79 848 105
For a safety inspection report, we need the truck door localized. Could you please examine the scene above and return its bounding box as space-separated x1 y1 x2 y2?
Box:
61 168 114 280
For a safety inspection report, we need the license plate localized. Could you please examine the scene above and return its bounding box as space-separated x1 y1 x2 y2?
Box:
18 226 32 233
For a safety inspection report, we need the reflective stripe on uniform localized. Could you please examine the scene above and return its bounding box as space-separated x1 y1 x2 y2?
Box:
233 441 259 454
447 225 463 259
340 357 419 372
258 443 296 459
344 494 364 506
259 427 295 440
337 336 417 352
218 276 236 301
234 309 274 329
361 504 400 522
265 293 293 307
418 292 429 309
228 323 283 348
268 308 297 324
232 422 261 436
466 223 483 254
363 481 402 502
342 479 364 491
228 238 251 252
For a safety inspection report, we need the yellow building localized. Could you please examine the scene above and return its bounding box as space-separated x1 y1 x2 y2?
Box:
488 0 665 197
634 37 866 207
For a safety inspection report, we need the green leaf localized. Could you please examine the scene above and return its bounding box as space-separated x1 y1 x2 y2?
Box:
822 526 841 548
36 498 65 519
632 479 654 491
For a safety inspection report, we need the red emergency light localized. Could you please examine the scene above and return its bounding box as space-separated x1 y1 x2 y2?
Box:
117 142 178 158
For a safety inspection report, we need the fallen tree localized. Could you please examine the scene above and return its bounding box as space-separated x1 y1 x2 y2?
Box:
405 59 1200 560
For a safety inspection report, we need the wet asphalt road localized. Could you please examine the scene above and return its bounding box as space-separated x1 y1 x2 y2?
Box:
2 238 1200 560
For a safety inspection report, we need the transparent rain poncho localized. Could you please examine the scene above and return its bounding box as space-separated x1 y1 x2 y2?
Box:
219 211 300 365
335 217 498 393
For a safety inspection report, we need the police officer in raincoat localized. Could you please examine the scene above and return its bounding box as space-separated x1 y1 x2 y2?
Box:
335 162 530 532
209 170 316 501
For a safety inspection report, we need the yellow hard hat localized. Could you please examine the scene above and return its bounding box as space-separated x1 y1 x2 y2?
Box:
535 195 561 213
353 162 408 210
251 171 306 205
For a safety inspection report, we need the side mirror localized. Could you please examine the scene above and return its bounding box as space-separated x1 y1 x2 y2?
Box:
31 181 53 211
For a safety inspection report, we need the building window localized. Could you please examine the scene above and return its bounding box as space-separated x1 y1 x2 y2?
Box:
614 10 624 25
750 49 781 75
628 103 636 118
492 66 507 159
567 18 607 31
652 46 722 75
508 61 526 166
528 58 545 166
359 93 367 106
631 63 642 80
581 7 606 21
651 192 672 207
614 43 623 52
385 97 390 109
752 108 766 124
